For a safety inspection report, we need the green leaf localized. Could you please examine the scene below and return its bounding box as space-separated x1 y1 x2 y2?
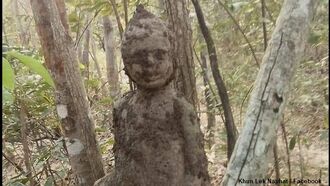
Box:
100 138 114 154
8 182 26 186
98 97 113 105
44 177 54 186
319 130 328 141
7 177 29 185
95 127 107 133
2 58 15 91
68 12 79 23
79 63 85 70
86 1 108 12
323 113 328 129
2 88 14 105
289 136 296 150
308 31 321 44
230 1 249 11
6 51 55 88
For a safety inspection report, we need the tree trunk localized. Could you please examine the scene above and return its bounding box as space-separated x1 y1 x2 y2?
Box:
82 17 91 79
11 0 29 46
103 16 119 99
200 51 216 149
3 20 9 45
90 39 102 79
191 0 238 160
90 38 108 96
221 0 316 185
30 0 105 185
19 103 37 186
123 0 128 26
165 0 198 108
109 0 124 39
54 0 69 33
77 44 83 64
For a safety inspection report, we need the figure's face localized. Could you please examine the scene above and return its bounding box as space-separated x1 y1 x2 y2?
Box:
123 36 173 89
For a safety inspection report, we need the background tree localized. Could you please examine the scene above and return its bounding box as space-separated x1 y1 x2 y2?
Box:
103 16 119 99
222 0 316 184
165 0 198 108
30 0 105 185
200 49 216 149
11 0 30 47
191 0 238 160
81 15 91 80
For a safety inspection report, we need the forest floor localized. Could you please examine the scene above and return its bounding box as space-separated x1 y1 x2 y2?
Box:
95 103 328 186
2 105 328 186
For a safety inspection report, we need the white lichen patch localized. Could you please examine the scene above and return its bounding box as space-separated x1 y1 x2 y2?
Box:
298 0 310 16
87 110 93 120
63 125 70 131
121 109 127 119
255 139 267 156
56 104 68 119
66 138 84 156
77 177 86 184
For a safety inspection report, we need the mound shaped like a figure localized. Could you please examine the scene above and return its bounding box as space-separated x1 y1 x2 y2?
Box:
95 5 210 186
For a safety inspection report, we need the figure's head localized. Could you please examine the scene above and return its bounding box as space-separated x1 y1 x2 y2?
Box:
121 5 173 89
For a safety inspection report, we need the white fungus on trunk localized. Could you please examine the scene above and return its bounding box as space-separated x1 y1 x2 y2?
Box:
56 104 68 119
67 138 84 156
78 177 87 184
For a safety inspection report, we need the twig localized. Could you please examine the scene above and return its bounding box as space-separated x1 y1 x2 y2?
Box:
19 102 37 186
123 0 128 26
281 121 291 186
273 140 280 185
75 7 83 44
2 152 25 173
193 47 226 124
264 3 276 25
89 81 110 107
108 0 124 39
239 84 253 126
46 160 58 186
74 8 102 48
298 132 305 180
216 0 259 68
261 0 268 51
32 136 59 141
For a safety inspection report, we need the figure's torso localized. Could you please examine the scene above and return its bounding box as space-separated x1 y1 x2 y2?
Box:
113 89 185 186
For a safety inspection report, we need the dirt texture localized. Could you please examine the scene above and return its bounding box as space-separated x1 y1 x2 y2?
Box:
95 5 210 186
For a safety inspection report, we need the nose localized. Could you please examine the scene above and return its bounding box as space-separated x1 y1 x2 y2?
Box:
147 54 156 64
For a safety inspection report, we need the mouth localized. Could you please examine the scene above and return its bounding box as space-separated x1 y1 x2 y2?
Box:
143 74 161 82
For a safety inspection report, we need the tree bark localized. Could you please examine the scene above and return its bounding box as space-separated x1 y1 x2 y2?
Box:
103 16 119 99
109 0 124 40
221 0 316 185
123 0 128 26
82 17 91 79
165 0 198 108
30 0 105 185
90 39 102 80
191 0 238 160
3 19 9 45
19 103 37 186
54 0 69 33
11 0 30 46
200 51 216 149
90 38 108 96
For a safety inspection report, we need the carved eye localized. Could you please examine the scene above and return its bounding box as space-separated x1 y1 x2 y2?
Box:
154 49 165 60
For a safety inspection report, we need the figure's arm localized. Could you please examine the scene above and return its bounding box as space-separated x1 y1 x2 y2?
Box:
174 98 210 185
